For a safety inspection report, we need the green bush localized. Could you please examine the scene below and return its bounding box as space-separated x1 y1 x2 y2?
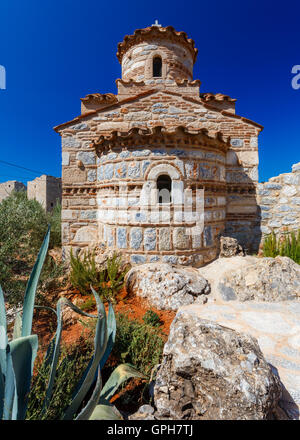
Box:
0 190 61 304
113 313 166 377
70 250 129 301
142 310 161 327
27 339 93 420
262 230 300 264
0 227 143 420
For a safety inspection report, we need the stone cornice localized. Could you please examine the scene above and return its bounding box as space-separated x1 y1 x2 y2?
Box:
91 125 229 153
117 25 198 64
80 93 118 105
200 93 237 102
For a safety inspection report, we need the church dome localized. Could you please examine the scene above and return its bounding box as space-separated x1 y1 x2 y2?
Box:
117 24 198 83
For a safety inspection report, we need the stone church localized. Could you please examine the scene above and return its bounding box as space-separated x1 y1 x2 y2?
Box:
54 23 262 266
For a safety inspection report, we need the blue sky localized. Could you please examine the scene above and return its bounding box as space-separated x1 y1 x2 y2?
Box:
0 0 299 184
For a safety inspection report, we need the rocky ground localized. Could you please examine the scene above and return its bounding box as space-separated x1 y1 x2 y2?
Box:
127 240 300 420
8 237 299 420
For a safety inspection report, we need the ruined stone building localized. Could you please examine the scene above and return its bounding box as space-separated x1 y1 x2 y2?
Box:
0 180 26 203
55 23 264 266
27 175 62 211
257 162 300 235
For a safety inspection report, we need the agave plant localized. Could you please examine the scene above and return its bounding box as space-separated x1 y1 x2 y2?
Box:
0 226 144 420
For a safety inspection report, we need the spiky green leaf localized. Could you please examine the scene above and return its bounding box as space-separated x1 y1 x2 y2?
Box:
89 401 123 420
100 363 145 402
40 298 64 416
100 302 116 369
13 312 22 340
9 335 38 420
22 226 50 337
75 367 102 420
3 351 15 420
62 287 107 419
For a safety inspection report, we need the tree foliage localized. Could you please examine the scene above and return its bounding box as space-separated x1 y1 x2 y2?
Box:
0 190 61 303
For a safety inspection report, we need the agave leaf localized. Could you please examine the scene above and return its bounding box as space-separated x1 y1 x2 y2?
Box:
9 334 38 420
100 302 116 369
89 401 123 420
40 297 65 416
75 366 102 420
22 226 50 337
3 350 15 420
100 363 145 402
0 358 4 419
62 287 107 420
56 297 100 319
0 285 7 377
12 312 22 340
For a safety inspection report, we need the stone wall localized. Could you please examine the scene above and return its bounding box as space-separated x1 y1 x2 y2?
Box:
0 180 26 203
257 162 300 237
27 174 62 211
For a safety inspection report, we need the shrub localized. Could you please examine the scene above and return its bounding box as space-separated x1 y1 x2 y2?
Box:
262 230 300 264
0 227 143 420
113 312 166 377
142 310 161 327
70 250 129 301
0 190 61 304
27 339 93 420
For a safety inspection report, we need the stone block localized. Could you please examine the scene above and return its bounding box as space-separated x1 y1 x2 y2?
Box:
80 210 97 220
159 227 171 251
104 164 114 180
115 162 127 179
87 170 96 182
63 168 86 184
284 174 299 185
282 186 297 197
128 162 141 178
144 228 156 251
76 151 95 165
62 137 81 148
62 152 70 166
203 225 213 247
230 138 244 147
117 227 127 249
131 255 146 264
130 227 143 250
72 122 88 130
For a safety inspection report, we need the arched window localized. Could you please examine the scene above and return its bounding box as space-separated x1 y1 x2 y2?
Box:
157 174 172 204
153 56 162 78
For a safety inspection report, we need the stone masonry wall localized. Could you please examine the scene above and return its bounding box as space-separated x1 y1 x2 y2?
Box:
27 175 62 211
57 88 261 261
257 162 300 236
0 180 26 203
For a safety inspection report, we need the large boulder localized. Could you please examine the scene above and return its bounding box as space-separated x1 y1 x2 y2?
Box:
179 301 300 419
217 256 300 302
154 308 282 420
125 263 210 311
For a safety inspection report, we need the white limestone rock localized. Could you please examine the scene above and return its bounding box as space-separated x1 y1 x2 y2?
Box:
125 263 210 310
153 308 282 420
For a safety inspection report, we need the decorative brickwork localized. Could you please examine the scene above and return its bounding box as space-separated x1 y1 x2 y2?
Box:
55 24 263 265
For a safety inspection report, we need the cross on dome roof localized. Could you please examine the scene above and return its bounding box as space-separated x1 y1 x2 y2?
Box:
151 19 161 27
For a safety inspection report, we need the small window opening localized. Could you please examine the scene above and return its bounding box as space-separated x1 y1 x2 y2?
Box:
157 174 172 204
153 56 162 77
